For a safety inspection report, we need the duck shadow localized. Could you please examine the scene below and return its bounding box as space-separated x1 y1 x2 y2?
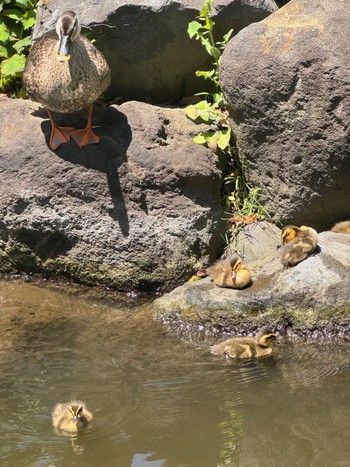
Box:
34 105 131 236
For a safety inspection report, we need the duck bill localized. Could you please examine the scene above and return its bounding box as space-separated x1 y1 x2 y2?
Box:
72 415 78 424
231 270 237 279
57 35 72 61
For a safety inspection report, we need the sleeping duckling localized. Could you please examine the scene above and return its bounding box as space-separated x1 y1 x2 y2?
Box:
331 220 350 234
280 225 318 266
52 400 93 432
208 255 252 289
210 328 276 359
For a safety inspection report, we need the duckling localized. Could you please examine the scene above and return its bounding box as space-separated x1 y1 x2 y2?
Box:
331 220 350 234
280 225 318 266
208 255 252 289
210 328 276 359
23 10 111 150
52 400 93 432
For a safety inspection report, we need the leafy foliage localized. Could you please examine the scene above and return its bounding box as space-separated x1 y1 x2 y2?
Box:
186 0 269 238
185 0 233 152
0 0 38 94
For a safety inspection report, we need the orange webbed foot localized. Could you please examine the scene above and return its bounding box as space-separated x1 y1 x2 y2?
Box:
71 127 100 148
50 126 76 150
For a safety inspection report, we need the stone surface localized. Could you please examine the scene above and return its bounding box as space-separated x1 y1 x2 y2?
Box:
220 0 350 231
153 223 350 336
0 97 226 291
33 0 278 103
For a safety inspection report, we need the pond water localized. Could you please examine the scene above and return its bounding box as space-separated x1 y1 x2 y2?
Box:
0 279 349 467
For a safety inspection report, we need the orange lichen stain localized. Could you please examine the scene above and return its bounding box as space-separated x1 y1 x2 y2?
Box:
259 0 324 54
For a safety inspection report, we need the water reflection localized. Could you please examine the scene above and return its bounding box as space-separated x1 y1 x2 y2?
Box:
0 279 349 467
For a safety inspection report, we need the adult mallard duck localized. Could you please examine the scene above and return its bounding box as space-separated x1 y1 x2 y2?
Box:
210 328 277 359
23 10 111 150
52 400 93 432
280 225 318 266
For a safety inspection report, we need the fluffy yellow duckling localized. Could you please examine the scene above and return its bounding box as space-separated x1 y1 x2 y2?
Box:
280 225 318 266
331 221 350 234
52 400 93 432
207 255 252 289
210 328 277 359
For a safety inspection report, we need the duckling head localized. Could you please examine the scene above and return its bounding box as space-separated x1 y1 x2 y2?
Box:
229 256 242 279
55 11 81 62
256 329 276 347
69 402 85 425
281 225 299 244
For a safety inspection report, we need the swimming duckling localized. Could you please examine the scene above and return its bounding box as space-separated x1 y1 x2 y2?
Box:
23 10 111 150
210 329 276 359
331 221 350 234
52 400 93 432
280 225 318 266
207 255 252 289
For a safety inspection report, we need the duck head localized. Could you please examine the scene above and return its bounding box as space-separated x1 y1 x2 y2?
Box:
56 11 81 62
256 329 277 348
229 255 242 279
281 225 299 244
69 403 84 424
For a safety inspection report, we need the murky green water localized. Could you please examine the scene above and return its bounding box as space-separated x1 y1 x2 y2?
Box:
0 279 349 467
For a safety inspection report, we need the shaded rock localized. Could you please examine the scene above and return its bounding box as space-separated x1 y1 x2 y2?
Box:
220 0 350 231
153 224 350 336
33 0 278 103
0 97 225 291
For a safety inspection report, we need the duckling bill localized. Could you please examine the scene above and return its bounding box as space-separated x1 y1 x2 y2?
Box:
52 400 93 432
23 10 111 150
207 255 252 289
280 225 318 266
210 329 276 359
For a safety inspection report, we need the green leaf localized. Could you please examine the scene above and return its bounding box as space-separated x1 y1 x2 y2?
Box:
193 134 207 145
0 45 9 57
187 21 201 39
223 29 234 43
9 24 23 39
2 9 23 21
15 0 33 8
0 53 26 76
13 36 31 52
217 128 231 150
0 20 10 43
22 10 36 30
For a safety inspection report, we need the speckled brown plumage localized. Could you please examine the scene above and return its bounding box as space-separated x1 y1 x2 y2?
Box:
23 30 110 114
23 11 111 150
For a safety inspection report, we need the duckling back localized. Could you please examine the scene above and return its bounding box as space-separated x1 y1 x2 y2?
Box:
210 337 258 358
208 259 233 287
331 221 350 234
281 225 318 266
210 332 275 359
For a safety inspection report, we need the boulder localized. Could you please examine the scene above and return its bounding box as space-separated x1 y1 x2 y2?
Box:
0 97 225 291
153 222 350 336
220 0 350 231
33 0 278 103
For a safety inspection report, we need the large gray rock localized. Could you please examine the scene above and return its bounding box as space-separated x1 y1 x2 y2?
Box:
220 0 350 231
153 223 350 336
33 0 278 103
0 97 225 291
